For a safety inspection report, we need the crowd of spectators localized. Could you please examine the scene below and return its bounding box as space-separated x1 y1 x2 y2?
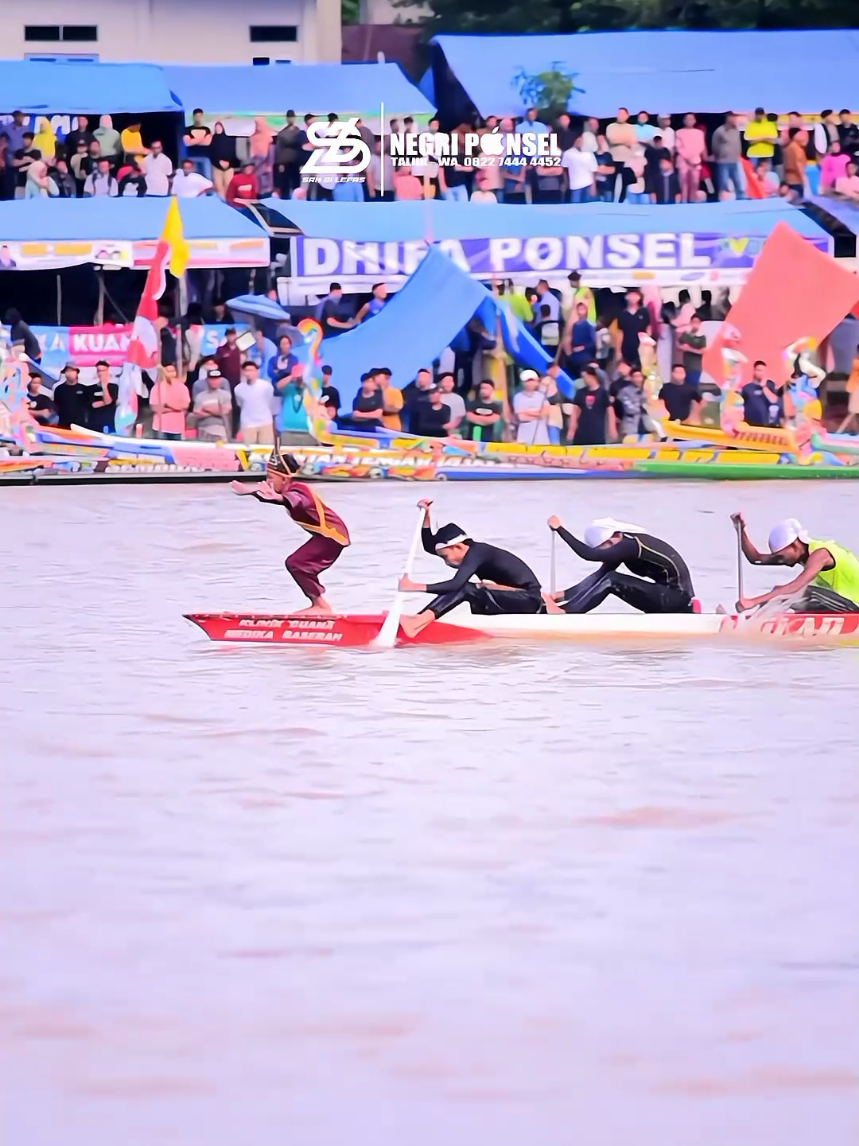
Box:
2 106 857 207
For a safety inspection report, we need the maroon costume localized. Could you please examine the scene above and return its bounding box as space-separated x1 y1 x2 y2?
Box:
254 481 350 601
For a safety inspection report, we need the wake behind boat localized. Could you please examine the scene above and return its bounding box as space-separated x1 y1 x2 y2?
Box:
184 609 859 647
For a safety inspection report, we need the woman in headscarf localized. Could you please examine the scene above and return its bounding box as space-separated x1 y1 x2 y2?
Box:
25 159 51 198
249 117 275 196
93 115 121 164
209 121 237 198
32 117 57 161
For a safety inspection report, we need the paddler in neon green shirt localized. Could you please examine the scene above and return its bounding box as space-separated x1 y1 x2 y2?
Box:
732 514 859 613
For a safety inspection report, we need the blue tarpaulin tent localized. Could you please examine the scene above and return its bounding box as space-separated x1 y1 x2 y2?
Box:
0 197 266 243
261 198 830 243
431 30 859 119
161 63 433 117
320 246 573 403
0 60 182 114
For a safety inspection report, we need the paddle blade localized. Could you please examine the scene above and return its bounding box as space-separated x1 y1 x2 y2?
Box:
371 507 426 650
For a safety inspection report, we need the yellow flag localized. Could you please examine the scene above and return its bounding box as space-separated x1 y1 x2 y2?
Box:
163 196 190 278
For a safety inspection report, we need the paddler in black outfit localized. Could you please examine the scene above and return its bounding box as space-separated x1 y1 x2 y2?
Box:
398 498 543 638
544 516 695 614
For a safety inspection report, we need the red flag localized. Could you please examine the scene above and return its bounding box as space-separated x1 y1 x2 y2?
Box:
126 237 171 370
704 222 859 385
741 158 765 201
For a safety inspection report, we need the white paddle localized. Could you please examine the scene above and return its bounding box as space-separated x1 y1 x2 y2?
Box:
372 507 425 649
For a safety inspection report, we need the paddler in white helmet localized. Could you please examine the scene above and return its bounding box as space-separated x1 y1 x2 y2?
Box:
543 516 696 614
731 513 859 613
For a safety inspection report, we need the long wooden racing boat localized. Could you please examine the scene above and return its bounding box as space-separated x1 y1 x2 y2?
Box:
184 610 859 648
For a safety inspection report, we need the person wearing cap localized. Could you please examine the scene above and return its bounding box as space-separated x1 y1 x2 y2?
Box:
230 442 350 616
51 362 95 430
543 517 695 615
190 368 232 441
731 514 859 614
319 365 341 421
398 499 543 639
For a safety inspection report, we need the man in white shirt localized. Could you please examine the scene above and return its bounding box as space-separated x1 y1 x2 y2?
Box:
83 159 118 197
438 373 466 432
172 159 213 198
513 370 551 445
561 137 598 203
233 360 275 444
579 118 600 153
143 140 173 196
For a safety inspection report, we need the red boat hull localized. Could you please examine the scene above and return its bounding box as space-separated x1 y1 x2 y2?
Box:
184 611 859 648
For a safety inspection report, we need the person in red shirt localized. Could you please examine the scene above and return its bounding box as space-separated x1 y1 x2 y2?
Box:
226 162 259 205
230 444 350 615
214 327 242 436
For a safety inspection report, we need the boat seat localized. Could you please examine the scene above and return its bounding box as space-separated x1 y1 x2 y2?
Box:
691 598 702 613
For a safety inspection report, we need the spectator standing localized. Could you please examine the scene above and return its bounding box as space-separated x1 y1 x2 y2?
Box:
534 303 561 355
615 368 651 437
566 302 597 377
740 361 784 427
593 136 617 201
623 143 649 204
275 111 304 199
32 118 57 161
675 113 707 202
814 110 841 158
190 368 232 440
0 134 14 201
89 360 119 432
616 289 651 370
209 122 237 198
356 283 388 324
644 135 671 190
65 115 94 155
655 115 675 151
172 159 212 197
93 116 121 166
513 370 551 445
783 128 809 197
215 327 243 432
277 367 314 446
12 133 39 197
225 162 259 205
820 141 850 190
554 112 577 153
191 356 228 399
635 111 657 143
319 364 341 421
532 280 560 323
250 117 275 196
839 111 859 158
26 374 54 424
234 361 275 444
245 329 277 383
464 380 504 443
403 367 435 433
411 384 451 438
269 334 298 395
561 136 597 203
319 284 354 338
438 373 465 433
711 113 745 199
150 364 190 439
606 108 636 164
651 156 680 203
660 365 701 425
52 363 93 428
183 109 213 179
348 374 385 431
580 117 600 153
4 111 29 155
568 365 614 445
69 139 91 196
743 108 778 166
83 158 118 197
677 313 707 386
120 122 147 164
143 140 173 196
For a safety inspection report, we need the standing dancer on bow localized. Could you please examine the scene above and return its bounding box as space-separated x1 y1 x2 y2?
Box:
230 443 350 615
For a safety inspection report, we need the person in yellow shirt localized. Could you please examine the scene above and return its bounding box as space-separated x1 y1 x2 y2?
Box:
120 123 148 162
743 107 778 165
32 117 57 160
376 367 404 431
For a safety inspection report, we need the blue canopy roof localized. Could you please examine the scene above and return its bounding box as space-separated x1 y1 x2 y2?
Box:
0 59 182 114
0 198 265 242
262 198 829 243
432 30 859 118
161 63 433 117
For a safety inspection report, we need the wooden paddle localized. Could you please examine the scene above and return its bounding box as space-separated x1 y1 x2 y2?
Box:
372 506 425 649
